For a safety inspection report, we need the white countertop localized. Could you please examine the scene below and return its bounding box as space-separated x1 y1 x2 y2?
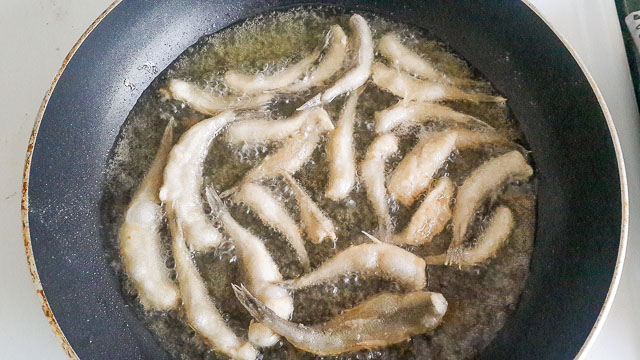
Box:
1 1 638 359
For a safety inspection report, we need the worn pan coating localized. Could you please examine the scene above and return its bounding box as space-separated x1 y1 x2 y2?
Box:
22 1 627 359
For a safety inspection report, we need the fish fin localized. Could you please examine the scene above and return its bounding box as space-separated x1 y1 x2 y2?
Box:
449 76 490 89
297 93 322 110
323 26 335 48
467 116 494 129
204 185 227 216
300 256 312 273
361 231 383 244
220 185 239 199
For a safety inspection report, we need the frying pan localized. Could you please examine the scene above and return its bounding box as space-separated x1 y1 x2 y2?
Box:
22 0 627 359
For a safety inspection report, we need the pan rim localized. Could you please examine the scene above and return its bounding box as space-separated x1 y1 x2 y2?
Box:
20 1 123 359
20 1 629 359
521 2 629 359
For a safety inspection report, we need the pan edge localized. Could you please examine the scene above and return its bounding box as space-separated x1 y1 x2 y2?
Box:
522 1 630 359
21 1 629 359
20 1 124 359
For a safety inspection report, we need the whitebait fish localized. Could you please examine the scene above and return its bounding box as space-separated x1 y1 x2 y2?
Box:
320 15 373 103
159 111 236 252
119 124 179 310
205 188 293 347
301 14 373 108
168 215 257 360
325 88 361 200
232 182 310 271
279 241 426 291
165 79 273 115
225 48 322 94
427 206 515 266
449 127 512 150
450 151 532 250
283 173 336 244
234 285 447 356
388 131 457 207
371 62 506 103
225 108 317 145
231 108 333 188
378 33 482 87
374 101 492 133
286 25 348 92
360 134 399 237
389 177 454 246
406 127 514 152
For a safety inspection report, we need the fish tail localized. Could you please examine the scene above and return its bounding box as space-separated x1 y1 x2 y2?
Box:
444 247 463 267
204 185 224 208
468 92 507 103
449 76 489 88
232 284 271 323
233 283 298 339
466 115 494 129
204 186 228 219
299 254 312 273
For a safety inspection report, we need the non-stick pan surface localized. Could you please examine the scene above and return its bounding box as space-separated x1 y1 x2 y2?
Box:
23 1 626 359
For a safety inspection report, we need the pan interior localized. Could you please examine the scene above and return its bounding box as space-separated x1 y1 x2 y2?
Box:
102 6 535 360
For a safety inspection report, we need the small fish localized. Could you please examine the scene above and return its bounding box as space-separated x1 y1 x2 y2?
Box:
167 216 257 360
283 173 336 244
231 108 333 189
286 25 348 92
360 134 399 238
225 47 322 94
119 123 179 310
205 187 293 347
159 111 236 251
450 151 532 250
427 205 515 266
378 33 486 87
325 87 363 200
387 131 457 207
374 101 492 134
231 182 310 271
233 284 447 356
279 241 426 291
165 79 273 115
371 62 506 103
299 15 373 109
388 177 454 246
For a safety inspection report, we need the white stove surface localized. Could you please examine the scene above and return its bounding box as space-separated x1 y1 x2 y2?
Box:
1 1 638 359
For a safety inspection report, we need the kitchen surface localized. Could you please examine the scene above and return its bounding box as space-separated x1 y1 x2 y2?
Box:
1 1 638 359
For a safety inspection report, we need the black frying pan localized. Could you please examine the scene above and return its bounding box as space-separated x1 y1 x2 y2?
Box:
22 1 626 359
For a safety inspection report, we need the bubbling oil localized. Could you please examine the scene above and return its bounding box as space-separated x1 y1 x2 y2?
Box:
101 7 536 360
